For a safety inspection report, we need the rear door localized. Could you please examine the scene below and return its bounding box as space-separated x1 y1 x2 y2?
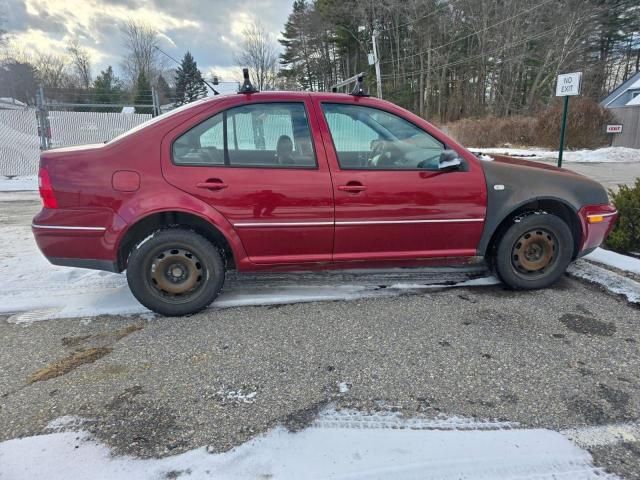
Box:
162 97 334 265
313 99 486 262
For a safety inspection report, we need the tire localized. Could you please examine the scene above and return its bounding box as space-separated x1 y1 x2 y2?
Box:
494 212 573 290
126 229 225 316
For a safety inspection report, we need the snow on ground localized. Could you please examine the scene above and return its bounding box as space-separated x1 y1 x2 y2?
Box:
470 146 640 163
2 221 639 321
568 260 640 304
0 175 37 191
566 247 640 304
0 410 623 480
585 247 640 275
0 223 499 322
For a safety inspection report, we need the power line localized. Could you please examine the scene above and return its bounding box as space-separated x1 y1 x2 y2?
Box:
375 1 456 34
379 0 555 67
379 19 577 79
154 46 219 95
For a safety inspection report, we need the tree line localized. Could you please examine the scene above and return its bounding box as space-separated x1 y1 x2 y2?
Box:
1 1 637 122
278 0 640 122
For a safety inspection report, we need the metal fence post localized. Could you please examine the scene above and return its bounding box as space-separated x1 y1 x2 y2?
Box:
151 87 159 117
35 85 51 150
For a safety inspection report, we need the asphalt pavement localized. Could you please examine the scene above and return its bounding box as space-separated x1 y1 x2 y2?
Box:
1 170 640 478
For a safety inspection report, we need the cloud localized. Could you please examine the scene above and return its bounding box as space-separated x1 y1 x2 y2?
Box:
3 0 293 81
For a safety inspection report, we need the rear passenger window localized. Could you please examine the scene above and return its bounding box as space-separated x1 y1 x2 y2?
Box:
173 113 225 165
172 103 316 168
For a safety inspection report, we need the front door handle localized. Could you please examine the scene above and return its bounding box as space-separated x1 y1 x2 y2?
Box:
338 182 367 193
197 179 228 191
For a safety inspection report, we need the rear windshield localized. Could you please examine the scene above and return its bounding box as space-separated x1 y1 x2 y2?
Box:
108 98 210 143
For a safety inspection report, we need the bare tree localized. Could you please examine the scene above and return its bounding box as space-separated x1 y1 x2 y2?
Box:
235 21 279 90
66 39 92 89
33 53 70 89
120 20 163 86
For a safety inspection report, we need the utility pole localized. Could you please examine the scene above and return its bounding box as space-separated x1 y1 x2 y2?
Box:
372 31 383 99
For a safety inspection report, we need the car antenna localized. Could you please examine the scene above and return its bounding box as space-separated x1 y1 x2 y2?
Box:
238 68 259 94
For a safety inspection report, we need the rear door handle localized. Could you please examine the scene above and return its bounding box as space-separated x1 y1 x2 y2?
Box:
338 182 367 193
197 179 228 191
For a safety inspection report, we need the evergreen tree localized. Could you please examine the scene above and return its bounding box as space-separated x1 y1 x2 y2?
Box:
174 52 208 106
92 66 123 112
156 74 173 107
279 0 314 90
134 70 153 114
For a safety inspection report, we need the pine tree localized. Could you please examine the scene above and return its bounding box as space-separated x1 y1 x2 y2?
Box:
134 71 152 114
279 0 313 90
174 52 208 106
92 66 123 112
156 74 173 106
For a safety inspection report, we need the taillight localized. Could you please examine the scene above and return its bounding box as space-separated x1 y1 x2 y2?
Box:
38 167 58 208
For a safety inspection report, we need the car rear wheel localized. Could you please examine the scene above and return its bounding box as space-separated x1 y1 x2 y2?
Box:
494 212 573 289
126 229 225 316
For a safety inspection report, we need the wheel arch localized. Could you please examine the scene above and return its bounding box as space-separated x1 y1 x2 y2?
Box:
484 197 582 262
116 210 238 272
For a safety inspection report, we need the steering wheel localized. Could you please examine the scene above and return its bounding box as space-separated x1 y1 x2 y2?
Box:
368 140 403 168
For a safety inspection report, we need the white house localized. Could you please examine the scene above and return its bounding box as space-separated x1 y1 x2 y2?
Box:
600 71 640 108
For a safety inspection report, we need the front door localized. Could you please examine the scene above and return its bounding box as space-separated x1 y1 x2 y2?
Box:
314 101 486 262
162 99 334 265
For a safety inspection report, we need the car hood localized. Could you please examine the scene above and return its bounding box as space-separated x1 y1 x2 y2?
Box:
480 153 580 175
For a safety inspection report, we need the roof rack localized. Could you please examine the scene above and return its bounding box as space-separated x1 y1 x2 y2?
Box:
330 72 368 97
238 68 258 94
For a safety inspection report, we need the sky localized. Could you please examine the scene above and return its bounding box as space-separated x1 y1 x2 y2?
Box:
1 0 293 83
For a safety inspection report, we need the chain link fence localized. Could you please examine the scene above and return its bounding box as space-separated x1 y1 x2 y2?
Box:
0 84 158 176
0 107 152 176
0 108 41 176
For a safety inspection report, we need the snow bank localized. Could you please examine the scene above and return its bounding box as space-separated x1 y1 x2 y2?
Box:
0 413 617 480
471 146 640 163
568 260 640 304
585 248 640 275
0 175 37 191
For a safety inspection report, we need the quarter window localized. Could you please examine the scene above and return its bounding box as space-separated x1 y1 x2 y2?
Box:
172 103 316 168
322 103 444 170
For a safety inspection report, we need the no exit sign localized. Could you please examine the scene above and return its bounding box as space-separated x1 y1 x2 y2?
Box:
556 72 582 96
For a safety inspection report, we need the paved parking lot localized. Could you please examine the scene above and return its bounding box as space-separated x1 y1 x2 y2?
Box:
2 276 640 477
1 172 640 478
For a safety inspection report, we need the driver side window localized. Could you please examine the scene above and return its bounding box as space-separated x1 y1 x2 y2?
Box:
322 103 444 170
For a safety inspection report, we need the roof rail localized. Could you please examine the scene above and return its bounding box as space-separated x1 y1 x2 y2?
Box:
238 68 258 94
330 72 368 97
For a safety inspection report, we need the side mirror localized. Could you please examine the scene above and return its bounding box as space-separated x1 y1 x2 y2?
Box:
438 150 463 171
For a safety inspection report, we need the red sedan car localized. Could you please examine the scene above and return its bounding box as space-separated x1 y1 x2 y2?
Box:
33 87 617 316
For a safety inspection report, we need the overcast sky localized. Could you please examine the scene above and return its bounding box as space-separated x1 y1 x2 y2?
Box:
1 0 293 82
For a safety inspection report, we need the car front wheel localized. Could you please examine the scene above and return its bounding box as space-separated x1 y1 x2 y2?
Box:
494 212 573 289
126 229 225 316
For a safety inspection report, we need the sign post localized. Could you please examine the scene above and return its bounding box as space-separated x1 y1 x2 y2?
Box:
555 72 582 168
